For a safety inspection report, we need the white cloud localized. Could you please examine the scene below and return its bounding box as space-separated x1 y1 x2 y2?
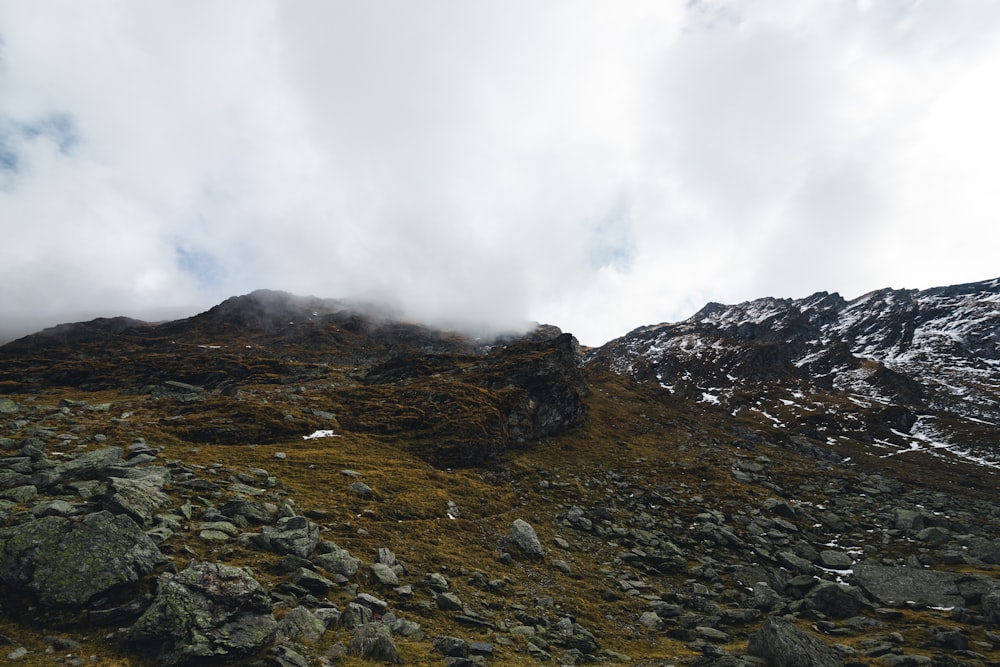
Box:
1 1 999 346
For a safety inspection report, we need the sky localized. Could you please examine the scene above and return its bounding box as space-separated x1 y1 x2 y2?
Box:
2 1 1000 347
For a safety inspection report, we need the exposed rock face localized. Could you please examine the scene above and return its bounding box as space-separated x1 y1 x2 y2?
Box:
747 615 842 667
128 561 277 665
0 510 162 606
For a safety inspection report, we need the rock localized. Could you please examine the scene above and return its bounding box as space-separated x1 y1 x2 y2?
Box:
0 511 162 606
436 592 464 611
817 549 853 570
128 561 277 665
0 485 36 503
314 546 361 577
339 602 374 630
894 508 926 531
552 559 573 574
639 611 664 631
383 612 422 639
219 498 272 525
807 582 864 619
103 477 170 526
509 519 544 558
349 481 374 498
354 592 389 615
853 563 967 608
747 615 841 667
763 498 796 518
349 623 400 663
32 447 123 488
695 626 731 643
267 516 319 557
425 572 450 591
881 655 933 666
984 588 1000 624
370 562 400 586
916 526 952 546
290 567 335 594
434 636 470 657
268 645 310 667
553 617 599 655
6 646 27 660
278 605 326 643
30 499 82 518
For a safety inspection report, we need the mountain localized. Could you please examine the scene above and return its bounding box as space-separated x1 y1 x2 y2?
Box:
589 277 1000 494
0 284 999 666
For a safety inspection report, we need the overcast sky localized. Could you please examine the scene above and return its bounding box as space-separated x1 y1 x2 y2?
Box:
2 1 999 346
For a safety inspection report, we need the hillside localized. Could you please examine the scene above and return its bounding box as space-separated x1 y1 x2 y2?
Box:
1 285 999 666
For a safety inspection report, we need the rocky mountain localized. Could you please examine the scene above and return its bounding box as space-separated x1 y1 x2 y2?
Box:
0 283 999 666
589 277 1000 492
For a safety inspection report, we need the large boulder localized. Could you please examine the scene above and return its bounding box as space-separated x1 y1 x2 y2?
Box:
349 622 400 663
0 511 162 606
853 563 973 608
747 615 841 667
509 519 544 559
128 561 277 665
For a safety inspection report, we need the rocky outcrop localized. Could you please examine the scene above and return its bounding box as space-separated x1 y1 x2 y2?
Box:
0 510 162 606
128 561 277 665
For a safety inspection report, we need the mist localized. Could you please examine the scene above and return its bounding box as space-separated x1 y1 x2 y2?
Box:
2 2 1000 346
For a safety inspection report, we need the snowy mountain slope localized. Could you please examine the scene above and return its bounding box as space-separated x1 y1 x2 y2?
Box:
587 277 1000 469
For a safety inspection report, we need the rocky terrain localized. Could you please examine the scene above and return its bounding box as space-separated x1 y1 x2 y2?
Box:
0 284 998 666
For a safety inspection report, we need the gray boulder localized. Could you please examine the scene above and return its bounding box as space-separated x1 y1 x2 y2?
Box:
0 511 162 606
747 615 841 667
103 476 170 526
278 605 327 643
349 622 399 663
128 561 277 665
807 582 863 619
314 546 362 578
509 519 544 558
267 516 320 557
817 549 853 570
853 563 967 608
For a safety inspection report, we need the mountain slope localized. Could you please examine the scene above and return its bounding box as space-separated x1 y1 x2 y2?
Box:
1 281 999 667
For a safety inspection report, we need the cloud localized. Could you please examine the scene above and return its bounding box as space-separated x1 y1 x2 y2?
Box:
1 1 999 346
